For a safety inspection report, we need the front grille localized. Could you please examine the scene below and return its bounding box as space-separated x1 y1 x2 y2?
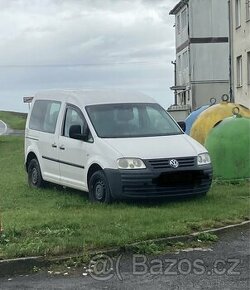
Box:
146 157 195 170
121 169 212 197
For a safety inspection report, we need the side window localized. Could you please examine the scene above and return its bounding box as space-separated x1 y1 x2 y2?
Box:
63 106 92 142
29 100 61 133
44 102 61 133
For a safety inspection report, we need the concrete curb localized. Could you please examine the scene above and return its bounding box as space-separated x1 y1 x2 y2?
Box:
0 220 249 277
124 220 250 249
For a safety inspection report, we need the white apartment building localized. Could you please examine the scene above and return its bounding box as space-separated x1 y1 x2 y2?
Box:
169 0 230 117
229 0 250 108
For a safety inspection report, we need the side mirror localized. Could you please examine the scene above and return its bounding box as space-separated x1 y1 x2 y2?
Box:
69 125 88 141
178 121 186 132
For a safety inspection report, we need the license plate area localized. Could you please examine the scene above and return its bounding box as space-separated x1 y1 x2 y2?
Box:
153 171 202 187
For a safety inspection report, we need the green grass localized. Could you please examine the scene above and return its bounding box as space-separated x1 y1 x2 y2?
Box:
0 136 249 259
0 111 27 130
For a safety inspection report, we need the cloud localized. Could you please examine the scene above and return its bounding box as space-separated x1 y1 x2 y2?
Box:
0 0 179 111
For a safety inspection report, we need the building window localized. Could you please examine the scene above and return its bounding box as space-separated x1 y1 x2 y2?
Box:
235 0 241 28
177 15 180 34
178 55 182 71
181 8 187 29
247 52 250 85
246 0 250 21
236 56 242 87
182 50 189 69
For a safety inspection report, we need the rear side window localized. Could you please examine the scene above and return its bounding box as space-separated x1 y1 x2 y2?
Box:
29 100 61 133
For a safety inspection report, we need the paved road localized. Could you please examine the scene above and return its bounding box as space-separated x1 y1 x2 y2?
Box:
0 120 7 135
0 225 249 290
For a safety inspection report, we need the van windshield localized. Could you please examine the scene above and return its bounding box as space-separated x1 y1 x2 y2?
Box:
86 103 182 138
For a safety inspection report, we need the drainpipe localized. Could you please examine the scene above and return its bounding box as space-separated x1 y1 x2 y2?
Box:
228 0 234 102
171 60 177 105
187 2 193 110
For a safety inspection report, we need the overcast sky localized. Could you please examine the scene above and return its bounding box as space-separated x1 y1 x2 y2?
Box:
0 0 178 112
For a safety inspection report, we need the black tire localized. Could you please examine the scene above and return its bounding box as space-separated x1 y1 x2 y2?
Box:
28 158 45 188
89 170 112 203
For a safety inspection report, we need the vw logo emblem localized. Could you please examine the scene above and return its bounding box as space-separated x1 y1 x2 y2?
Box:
169 159 179 168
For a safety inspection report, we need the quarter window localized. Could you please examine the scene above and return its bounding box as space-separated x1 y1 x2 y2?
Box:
29 100 61 133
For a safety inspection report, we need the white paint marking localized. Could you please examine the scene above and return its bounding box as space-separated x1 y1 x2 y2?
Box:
0 120 7 135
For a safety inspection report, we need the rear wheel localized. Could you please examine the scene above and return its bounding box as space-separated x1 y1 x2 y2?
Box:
28 159 45 188
89 170 112 203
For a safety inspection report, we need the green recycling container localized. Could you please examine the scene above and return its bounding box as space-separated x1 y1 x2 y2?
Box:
205 113 250 180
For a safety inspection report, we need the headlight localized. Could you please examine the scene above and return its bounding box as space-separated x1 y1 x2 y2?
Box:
117 158 146 169
197 153 211 166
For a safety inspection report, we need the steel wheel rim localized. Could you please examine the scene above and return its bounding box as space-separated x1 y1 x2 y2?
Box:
31 167 38 185
94 180 105 201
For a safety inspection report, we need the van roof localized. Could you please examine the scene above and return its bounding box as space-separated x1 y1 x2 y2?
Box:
34 89 157 106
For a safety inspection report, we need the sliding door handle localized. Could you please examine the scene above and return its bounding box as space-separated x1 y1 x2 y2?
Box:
59 145 65 150
52 143 57 148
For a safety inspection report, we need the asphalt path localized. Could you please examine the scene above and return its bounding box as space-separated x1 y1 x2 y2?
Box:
0 224 249 290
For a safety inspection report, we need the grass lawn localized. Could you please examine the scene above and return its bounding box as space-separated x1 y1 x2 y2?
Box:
0 111 27 130
0 136 249 259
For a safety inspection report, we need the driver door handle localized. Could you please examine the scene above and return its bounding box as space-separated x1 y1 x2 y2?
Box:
59 145 65 150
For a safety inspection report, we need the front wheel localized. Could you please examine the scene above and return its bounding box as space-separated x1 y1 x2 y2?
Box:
89 170 112 203
28 158 45 188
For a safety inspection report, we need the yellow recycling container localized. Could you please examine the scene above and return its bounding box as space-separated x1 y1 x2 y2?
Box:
190 95 250 145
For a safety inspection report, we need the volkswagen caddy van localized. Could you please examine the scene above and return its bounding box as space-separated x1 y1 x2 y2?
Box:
25 89 212 202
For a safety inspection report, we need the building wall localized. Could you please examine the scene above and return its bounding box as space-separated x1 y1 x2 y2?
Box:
231 0 250 108
191 82 230 108
176 47 189 86
189 0 230 106
175 5 189 48
175 3 190 88
174 3 192 108
190 43 229 82
172 0 230 110
189 0 229 38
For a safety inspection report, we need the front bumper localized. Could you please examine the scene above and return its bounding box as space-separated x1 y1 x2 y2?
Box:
104 164 212 199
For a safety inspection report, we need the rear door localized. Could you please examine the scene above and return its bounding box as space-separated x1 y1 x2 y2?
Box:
28 100 61 183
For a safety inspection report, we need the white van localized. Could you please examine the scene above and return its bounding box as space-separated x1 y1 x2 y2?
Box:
25 89 212 202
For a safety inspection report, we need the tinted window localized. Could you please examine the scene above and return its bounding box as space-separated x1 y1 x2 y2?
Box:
29 100 61 133
86 103 182 138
